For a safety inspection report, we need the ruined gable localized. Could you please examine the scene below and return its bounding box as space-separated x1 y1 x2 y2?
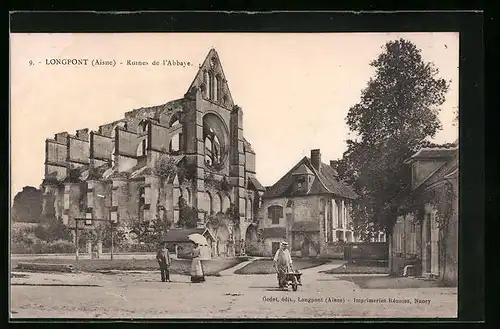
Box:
186 49 234 109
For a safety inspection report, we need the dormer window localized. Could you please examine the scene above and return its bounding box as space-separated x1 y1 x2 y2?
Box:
292 163 314 193
297 176 306 189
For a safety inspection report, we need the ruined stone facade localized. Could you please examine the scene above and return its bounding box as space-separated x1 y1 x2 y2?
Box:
41 49 265 256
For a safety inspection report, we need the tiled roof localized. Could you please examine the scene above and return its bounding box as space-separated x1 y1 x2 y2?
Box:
292 164 314 175
262 227 286 239
243 138 255 153
388 147 458 211
263 157 357 200
248 176 266 191
405 147 457 164
291 221 319 232
162 228 206 243
421 155 458 188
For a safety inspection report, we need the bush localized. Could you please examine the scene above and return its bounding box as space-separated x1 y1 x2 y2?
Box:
116 243 156 253
11 239 75 254
245 242 260 256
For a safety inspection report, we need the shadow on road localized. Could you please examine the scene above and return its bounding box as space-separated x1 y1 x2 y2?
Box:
248 286 289 292
11 283 101 287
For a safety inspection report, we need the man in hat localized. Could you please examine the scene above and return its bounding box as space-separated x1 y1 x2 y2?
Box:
273 241 293 288
156 242 171 282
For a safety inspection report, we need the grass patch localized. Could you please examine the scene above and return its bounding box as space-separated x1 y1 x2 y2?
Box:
11 257 248 276
336 275 449 289
320 260 389 274
234 258 329 275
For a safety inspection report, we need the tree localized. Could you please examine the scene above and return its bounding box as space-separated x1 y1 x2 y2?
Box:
35 216 73 242
336 38 450 234
11 186 43 223
177 196 198 228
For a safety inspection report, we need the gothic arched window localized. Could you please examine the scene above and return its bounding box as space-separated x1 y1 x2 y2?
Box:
204 71 211 99
169 114 180 128
213 75 219 101
169 134 180 153
206 192 213 214
137 121 148 157
204 127 222 166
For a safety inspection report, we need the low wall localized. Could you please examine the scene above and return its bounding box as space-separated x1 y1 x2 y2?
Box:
11 252 158 261
389 252 421 276
344 242 388 261
325 243 344 259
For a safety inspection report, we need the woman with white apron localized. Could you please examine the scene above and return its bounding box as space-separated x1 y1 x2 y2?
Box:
190 243 205 283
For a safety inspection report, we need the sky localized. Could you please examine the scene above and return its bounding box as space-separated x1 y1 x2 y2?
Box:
10 32 459 204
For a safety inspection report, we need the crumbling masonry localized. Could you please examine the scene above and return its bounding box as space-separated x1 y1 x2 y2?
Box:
41 49 266 256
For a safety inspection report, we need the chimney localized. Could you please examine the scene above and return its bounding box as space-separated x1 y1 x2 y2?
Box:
329 160 339 176
311 149 321 171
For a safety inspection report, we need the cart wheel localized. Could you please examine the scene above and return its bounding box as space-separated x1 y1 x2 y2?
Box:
292 284 298 291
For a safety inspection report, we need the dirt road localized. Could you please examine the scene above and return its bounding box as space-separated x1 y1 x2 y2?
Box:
10 262 457 319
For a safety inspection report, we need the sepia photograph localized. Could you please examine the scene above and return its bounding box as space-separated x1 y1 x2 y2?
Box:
10 31 459 319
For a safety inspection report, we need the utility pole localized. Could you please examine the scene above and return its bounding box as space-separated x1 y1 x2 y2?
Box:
110 220 115 261
74 216 109 262
75 219 79 263
74 216 92 263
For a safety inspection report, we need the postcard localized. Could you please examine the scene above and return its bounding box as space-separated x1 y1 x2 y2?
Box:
10 31 459 319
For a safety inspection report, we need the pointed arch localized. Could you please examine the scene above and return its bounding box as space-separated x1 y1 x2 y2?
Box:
216 193 223 213
169 113 181 128
204 71 211 99
205 191 213 214
185 187 192 206
221 193 231 213
213 74 219 101
169 134 180 153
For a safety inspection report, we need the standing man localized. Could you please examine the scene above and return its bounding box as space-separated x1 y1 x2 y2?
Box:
273 241 293 288
156 242 171 282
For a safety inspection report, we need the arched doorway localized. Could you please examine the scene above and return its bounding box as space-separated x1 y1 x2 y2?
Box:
216 224 230 257
245 225 259 256
233 225 241 255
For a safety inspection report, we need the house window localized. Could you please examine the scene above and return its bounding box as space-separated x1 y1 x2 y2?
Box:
268 205 283 225
296 176 306 189
337 200 343 228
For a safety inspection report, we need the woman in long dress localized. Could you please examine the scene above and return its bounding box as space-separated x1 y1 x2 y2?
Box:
190 243 205 283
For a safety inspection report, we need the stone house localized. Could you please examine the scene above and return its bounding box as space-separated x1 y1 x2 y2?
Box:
40 49 266 256
245 149 358 257
389 143 458 285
